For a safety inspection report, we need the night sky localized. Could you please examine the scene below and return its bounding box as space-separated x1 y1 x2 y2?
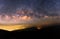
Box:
0 0 60 16
0 0 60 31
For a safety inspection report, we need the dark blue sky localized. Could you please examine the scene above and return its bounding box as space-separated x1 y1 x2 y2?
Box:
0 0 60 16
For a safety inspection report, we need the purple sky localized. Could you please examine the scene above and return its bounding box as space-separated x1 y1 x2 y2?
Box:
0 0 59 16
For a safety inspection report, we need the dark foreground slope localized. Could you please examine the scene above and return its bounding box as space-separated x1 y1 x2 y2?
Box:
0 24 60 39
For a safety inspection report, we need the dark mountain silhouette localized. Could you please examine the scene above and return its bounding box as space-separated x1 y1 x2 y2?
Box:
0 24 60 39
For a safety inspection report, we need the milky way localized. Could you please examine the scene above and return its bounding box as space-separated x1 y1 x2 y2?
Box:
0 0 59 24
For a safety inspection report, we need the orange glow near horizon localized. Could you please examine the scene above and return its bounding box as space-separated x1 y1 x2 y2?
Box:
0 25 30 31
0 15 59 31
